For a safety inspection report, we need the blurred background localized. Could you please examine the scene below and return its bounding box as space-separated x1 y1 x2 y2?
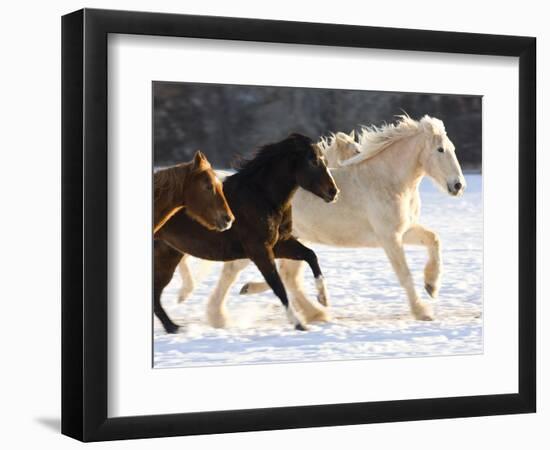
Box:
153 82 482 172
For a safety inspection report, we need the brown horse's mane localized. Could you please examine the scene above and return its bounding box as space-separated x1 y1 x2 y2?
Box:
154 163 188 206
153 163 190 232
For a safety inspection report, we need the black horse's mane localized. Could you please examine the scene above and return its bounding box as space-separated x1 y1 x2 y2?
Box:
234 133 313 177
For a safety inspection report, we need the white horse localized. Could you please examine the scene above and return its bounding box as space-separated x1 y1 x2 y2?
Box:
177 115 466 327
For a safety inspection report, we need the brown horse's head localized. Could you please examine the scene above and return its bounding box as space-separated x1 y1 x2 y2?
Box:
185 151 234 231
291 134 339 203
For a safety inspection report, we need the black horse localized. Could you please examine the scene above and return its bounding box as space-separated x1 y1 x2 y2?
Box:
155 133 339 333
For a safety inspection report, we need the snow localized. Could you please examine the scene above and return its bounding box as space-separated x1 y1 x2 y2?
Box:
154 174 483 368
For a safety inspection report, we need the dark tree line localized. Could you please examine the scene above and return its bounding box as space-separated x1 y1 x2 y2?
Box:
154 82 481 171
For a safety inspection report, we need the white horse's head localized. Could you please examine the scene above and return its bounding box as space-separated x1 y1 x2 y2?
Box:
319 131 361 167
418 116 466 196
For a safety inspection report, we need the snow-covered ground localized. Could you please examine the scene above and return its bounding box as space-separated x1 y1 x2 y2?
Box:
154 174 483 368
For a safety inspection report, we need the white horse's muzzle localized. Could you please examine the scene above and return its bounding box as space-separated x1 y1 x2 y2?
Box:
447 179 466 196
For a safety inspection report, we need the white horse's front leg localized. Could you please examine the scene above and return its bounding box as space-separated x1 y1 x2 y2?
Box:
380 235 434 321
176 254 195 303
279 259 330 323
207 259 250 328
403 224 442 298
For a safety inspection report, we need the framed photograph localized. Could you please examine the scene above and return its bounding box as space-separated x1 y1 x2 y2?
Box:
61 8 536 442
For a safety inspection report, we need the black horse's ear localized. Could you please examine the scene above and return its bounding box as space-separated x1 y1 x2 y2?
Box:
288 133 312 145
288 132 299 140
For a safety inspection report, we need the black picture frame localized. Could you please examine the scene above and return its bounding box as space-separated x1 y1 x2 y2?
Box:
61 8 536 442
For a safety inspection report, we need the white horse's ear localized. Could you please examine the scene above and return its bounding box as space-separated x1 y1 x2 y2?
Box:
420 115 439 135
349 129 355 140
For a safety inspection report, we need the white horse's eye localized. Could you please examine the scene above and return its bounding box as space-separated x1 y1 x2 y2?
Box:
437 147 445 153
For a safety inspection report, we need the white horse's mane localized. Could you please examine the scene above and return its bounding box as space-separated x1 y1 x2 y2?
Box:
317 130 356 154
339 115 446 166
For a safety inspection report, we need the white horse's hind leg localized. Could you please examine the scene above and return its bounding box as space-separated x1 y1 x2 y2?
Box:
403 224 442 298
380 235 434 321
177 255 195 303
243 268 329 306
279 260 330 323
207 259 250 328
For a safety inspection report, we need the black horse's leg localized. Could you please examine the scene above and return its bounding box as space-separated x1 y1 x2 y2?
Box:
154 240 184 333
273 237 322 277
273 238 329 306
247 245 307 331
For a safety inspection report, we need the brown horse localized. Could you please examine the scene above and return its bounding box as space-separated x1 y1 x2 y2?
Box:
155 133 339 333
153 151 234 234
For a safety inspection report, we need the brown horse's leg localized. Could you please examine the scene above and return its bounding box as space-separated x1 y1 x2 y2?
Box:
154 240 184 333
246 246 307 331
273 238 330 306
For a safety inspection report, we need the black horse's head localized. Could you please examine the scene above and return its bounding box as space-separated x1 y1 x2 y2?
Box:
288 133 339 203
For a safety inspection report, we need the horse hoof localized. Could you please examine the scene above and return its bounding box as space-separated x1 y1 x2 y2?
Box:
207 312 229 329
306 308 331 323
316 294 328 307
239 284 250 295
164 323 180 334
295 322 308 331
412 303 434 321
425 283 435 298
418 314 434 321
425 283 440 299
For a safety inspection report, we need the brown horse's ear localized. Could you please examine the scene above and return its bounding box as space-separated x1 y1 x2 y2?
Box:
192 150 210 170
